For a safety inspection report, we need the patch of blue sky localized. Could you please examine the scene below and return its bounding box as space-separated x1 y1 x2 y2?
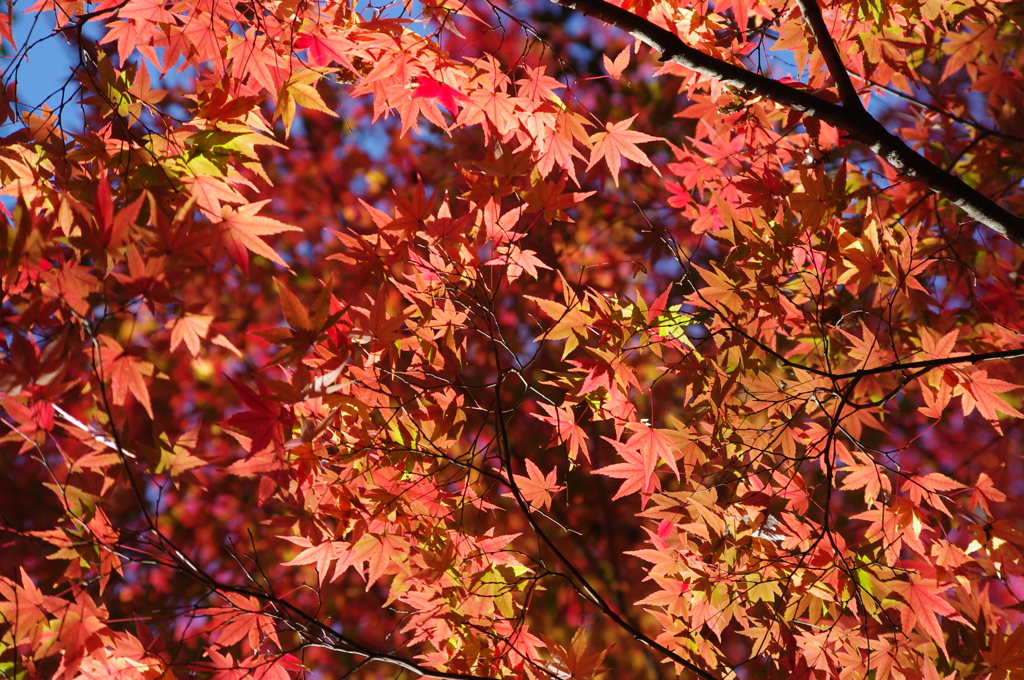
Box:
1 4 80 210
3 3 80 130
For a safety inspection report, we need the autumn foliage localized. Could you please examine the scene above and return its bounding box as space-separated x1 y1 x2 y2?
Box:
2 0 1024 676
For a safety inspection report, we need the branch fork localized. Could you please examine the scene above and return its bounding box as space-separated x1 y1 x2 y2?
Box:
552 0 1024 246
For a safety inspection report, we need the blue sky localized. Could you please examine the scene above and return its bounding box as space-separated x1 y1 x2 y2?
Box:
4 3 79 128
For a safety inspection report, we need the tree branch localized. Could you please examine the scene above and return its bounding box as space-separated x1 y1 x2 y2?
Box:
489 366 720 680
550 0 1024 247
832 346 1024 380
792 0 862 110
135 531 505 680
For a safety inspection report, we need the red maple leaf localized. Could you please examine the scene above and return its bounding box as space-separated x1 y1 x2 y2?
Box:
983 625 1024 679
224 379 284 454
411 78 469 113
220 201 303 275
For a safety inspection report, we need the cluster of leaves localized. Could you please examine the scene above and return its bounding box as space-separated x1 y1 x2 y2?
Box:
1 0 1024 676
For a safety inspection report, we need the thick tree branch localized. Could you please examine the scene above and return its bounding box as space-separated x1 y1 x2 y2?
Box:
792 0 862 110
551 0 1024 247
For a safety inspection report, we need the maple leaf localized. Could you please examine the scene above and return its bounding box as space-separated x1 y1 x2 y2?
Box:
618 424 683 481
345 533 410 589
219 200 303 275
252 653 305 680
275 68 338 136
0 568 64 642
40 261 98 317
840 455 891 506
531 402 591 463
891 577 957 658
920 327 961 359
526 275 592 358
510 459 564 511
485 243 551 282
537 127 587 183
98 335 154 418
166 313 214 357
970 472 1007 516
198 592 279 650
694 265 750 313
905 472 964 515
281 536 348 587
460 86 520 137
188 175 248 217
224 379 284 454
798 630 836 672
0 13 13 50
596 446 663 500
411 78 469 113
984 625 1024 680
603 45 631 79
956 369 1024 431
156 427 206 478
523 175 594 224
516 65 564 104
587 114 662 186
348 290 411 349
931 540 971 569
852 500 928 562
294 31 356 72
207 649 257 678
541 628 609 679
93 173 145 253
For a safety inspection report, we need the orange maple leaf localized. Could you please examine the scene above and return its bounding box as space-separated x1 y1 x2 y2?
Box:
98 336 154 418
281 537 348 587
166 313 213 357
892 577 957 658
956 369 1024 431
541 628 609 679
531 402 591 463
587 114 662 186
345 533 409 589
511 459 564 512
485 243 551 282
596 446 662 500
603 45 631 79
971 472 1007 515
840 455 891 506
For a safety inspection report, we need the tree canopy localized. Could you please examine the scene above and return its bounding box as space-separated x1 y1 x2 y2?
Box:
1 0 1024 677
